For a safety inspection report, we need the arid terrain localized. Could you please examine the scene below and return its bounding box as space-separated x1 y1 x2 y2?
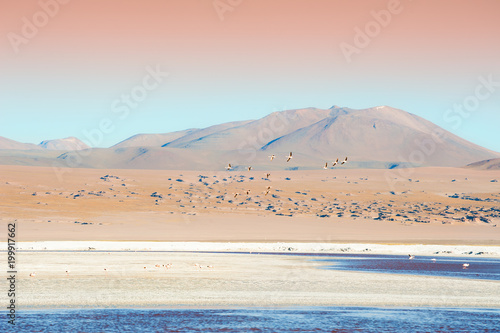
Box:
1 164 499 243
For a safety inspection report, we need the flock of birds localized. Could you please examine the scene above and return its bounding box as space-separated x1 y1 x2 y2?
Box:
225 152 348 198
226 153 348 171
324 157 348 169
23 152 472 277
28 262 214 278
27 257 472 278
408 255 470 269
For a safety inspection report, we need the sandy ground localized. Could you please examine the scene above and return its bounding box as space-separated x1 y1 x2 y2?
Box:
14 251 500 309
0 165 499 243
2 165 499 310
12 241 500 257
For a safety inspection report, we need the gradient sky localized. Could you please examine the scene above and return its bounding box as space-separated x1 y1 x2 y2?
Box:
1 0 499 151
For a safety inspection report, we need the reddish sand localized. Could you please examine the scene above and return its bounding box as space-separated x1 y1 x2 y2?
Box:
1 165 499 244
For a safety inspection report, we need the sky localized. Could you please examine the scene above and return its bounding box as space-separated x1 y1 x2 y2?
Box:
1 0 499 151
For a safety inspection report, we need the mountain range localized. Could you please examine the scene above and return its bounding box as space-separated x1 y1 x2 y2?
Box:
0 136 89 151
1 106 499 170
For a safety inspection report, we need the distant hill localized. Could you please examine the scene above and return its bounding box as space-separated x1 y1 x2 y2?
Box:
39 137 90 151
1 106 499 170
162 110 329 150
1 136 89 151
260 106 498 167
0 136 41 150
112 129 197 148
465 158 500 170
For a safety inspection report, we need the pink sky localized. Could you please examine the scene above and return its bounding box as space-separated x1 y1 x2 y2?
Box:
1 0 500 150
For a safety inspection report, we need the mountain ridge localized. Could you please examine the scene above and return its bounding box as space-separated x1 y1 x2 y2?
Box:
1 105 499 170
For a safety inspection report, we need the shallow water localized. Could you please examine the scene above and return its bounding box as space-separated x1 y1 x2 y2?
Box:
315 254 500 280
7 307 500 332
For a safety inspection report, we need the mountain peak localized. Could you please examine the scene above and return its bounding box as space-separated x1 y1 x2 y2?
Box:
1 105 498 169
38 137 89 151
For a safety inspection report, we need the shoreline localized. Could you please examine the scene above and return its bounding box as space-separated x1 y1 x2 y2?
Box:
12 248 500 309
7 305 500 311
10 241 500 258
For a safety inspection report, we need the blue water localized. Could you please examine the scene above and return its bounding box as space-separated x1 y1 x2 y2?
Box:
5 307 500 332
315 254 500 281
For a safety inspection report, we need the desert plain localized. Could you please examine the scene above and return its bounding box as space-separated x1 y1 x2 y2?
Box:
1 164 499 309
1 164 499 242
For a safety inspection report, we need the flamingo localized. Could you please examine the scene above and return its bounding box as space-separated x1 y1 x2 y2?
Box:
226 163 232 170
264 186 271 196
323 162 328 170
463 263 470 269
247 166 252 171
408 254 415 260
269 155 275 161
286 152 293 162
265 173 271 179
332 158 339 167
341 157 348 165
29 272 36 277
245 190 251 195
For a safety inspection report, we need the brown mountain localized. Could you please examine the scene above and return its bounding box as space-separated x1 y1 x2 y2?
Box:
112 129 197 148
465 158 500 170
39 137 90 151
1 106 499 170
0 136 41 150
260 106 498 167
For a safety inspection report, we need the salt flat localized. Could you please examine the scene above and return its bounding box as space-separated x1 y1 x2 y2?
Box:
15 251 500 309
